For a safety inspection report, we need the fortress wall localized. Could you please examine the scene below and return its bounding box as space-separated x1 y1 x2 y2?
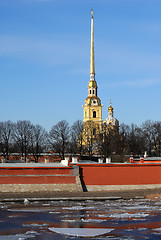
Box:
0 167 72 176
78 163 161 191
1 163 161 193
0 165 82 192
0 175 76 184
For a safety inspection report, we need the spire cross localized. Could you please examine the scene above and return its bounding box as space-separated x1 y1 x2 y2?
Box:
91 9 93 18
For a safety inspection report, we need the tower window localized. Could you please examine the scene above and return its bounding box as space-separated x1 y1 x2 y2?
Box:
93 111 96 118
93 128 96 135
90 90 91 94
93 90 94 94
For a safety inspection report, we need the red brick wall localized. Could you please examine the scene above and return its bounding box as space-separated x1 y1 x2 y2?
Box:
0 176 76 184
1 163 161 187
79 164 161 185
0 167 75 184
0 167 72 176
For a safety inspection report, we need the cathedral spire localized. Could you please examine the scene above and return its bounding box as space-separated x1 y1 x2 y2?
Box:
90 9 95 80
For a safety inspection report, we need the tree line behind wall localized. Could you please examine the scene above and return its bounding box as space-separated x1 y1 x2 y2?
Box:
0 120 83 162
0 119 161 162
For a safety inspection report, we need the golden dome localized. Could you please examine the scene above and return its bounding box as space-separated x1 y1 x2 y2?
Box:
108 104 113 112
88 80 97 88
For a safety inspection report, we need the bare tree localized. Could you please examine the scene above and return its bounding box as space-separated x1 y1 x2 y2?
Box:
148 121 161 156
70 120 83 156
100 131 110 158
100 126 120 159
30 124 48 162
141 120 157 156
119 121 161 157
119 123 130 156
0 121 14 160
126 123 145 156
49 120 70 160
13 120 33 161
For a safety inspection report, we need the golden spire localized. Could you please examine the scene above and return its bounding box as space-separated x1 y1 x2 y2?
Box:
90 9 95 78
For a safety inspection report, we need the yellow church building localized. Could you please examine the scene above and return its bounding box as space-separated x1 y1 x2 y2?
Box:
82 11 119 151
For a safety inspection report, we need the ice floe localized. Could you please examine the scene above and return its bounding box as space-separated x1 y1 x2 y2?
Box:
0 233 36 239
62 206 95 210
81 218 107 223
153 227 161 232
62 218 106 223
24 198 30 204
8 208 49 212
109 212 149 219
22 223 49 227
49 211 60 214
49 227 114 237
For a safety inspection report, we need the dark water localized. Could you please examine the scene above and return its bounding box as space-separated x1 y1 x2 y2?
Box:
1 197 161 239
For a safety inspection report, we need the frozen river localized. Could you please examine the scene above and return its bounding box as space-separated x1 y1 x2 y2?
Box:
1 197 161 239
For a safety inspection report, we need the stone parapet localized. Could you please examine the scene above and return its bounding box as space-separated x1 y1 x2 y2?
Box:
0 182 82 193
0 164 83 193
86 184 161 192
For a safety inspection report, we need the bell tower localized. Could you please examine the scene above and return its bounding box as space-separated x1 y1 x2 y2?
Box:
82 10 103 145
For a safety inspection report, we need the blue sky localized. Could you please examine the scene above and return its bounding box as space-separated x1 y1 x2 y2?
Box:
1 0 161 130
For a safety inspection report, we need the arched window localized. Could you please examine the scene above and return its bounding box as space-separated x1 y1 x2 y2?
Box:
90 90 91 94
93 111 96 118
93 128 96 135
93 90 94 94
